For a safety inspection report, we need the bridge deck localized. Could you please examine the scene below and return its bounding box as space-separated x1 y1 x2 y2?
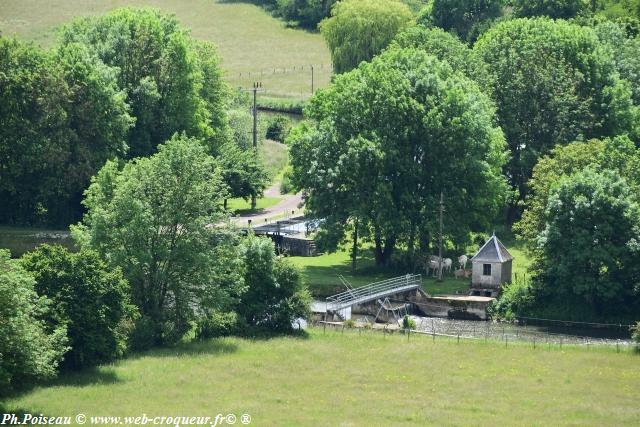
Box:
325 274 421 312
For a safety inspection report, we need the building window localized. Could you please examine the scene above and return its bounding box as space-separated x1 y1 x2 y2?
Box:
483 264 492 276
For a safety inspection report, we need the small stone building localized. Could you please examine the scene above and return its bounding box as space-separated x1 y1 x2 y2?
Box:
470 234 513 297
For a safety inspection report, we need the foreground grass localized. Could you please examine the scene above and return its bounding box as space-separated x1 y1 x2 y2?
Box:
0 0 331 98
5 329 639 426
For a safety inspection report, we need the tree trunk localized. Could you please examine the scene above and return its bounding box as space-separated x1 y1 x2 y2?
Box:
224 198 228 210
373 231 396 266
351 218 358 272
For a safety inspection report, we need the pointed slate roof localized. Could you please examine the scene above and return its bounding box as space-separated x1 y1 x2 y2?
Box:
471 234 513 263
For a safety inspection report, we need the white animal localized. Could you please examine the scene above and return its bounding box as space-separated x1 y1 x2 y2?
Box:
443 258 453 273
458 255 468 270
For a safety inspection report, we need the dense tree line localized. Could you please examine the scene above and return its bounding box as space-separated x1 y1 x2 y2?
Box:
0 8 268 226
291 0 640 322
0 8 306 393
290 47 507 266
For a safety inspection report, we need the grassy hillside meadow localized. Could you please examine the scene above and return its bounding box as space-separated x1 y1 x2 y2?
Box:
4 329 639 426
0 0 332 98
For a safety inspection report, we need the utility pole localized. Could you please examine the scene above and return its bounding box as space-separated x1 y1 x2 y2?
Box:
243 82 264 209
438 192 444 282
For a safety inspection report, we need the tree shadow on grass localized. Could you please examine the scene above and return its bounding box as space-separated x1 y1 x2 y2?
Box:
1 367 123 403
127 339 239 360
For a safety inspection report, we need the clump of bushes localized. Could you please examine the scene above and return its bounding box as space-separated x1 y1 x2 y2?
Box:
197 312 243 339
402 315 416 330
21 245 138 370
490 274 535 321
266 115 292 143
280 166 295 194
0 250 68 393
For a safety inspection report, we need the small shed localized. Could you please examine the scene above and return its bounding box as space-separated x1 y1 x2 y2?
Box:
470 234 513 297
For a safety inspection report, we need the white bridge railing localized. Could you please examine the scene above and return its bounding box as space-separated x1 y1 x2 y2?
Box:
326 274 422 311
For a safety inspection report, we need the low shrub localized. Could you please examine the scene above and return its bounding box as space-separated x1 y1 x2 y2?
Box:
402 315 416 330
280 166 295 194
491 274 535 321
266 115 292 142
343 319 356 328
197 312 242 339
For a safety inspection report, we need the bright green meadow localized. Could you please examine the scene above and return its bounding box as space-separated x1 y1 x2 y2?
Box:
3 329 638 426
0 0 332 98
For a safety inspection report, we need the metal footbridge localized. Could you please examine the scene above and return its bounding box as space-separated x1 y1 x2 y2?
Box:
325 274 422 313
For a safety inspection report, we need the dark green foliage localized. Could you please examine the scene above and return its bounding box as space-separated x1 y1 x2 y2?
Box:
72 135 246 345
532 169 640 317
593 20 640 105
274 0 335 28
0 250 67 392
475 18 639 215
0 37 132 226
21 245 136 370
59 8 224 158
238 235 311 331
426 0 504 42
390 25 492 91
290 48 507 265
402 315 416 329
490 274 535 320
266 115 292 142
196 311 243 339
280 166 295 194
217 142 269 206
513 0 588 19
516 136 640 245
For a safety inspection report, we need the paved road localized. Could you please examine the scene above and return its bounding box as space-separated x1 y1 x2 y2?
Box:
232 183 303 226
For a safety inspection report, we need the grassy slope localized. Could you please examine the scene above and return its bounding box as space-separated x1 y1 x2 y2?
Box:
0 0 331 98
5 329 639 426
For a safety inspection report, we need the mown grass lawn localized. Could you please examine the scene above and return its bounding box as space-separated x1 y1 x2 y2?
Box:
0 0 332 98
4 329 639 426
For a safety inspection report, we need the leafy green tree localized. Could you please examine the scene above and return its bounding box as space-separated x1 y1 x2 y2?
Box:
53 42 133 222
72 134 245 345
475 18 639 219
389 25 492 92
319 0 413 74
0 250 67 392
275 0 336 28
513 0 588 19
426 0 504 42
516 136 640 245
21 245 137 370
60 8 218 158
593 20 640 105
0 37 131 226
0 38 69 225
533 168 640 316
290 48 507 265
217 142 269 210
194 40 230 152
238 235 311 331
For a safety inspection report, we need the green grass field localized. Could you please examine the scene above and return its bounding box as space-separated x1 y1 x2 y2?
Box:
4 329 639 426
0 0 332 98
